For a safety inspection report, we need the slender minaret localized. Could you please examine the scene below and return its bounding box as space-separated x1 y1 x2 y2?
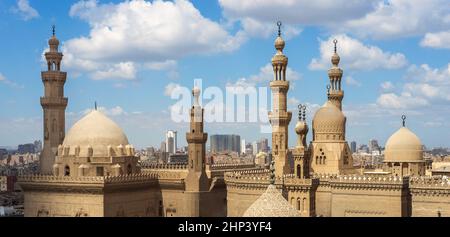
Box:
184 86 209 216
40 26 68 174
268 22 292 177
293 105 310 178
327 39 344 110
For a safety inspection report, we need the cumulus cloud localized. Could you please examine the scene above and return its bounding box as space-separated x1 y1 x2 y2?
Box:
380 81 395 91
91 62 137 80
0 73 5 81
345 76 362 87
164 83 183 97
62 0 245 80
309 34 407 71
377 63 450 109
420 31 450 49
12 0 39 21
0 73 24 89
341 0 450 39
226 63 301 93
219 0 377 38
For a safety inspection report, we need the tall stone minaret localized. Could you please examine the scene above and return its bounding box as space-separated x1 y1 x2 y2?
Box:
327 39 344 110
40 26 68 174
268 22 292 177
184 86 209 216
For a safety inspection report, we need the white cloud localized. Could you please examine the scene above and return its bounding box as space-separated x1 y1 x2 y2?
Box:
380 81 395 91
309 34 407 71
345 76 362 87
377 63 450 109
0 73 5 81
12 0 39 21
421 31 450 49
219 0 377 38
341 0 450 39
226 63 301 89
164 83 183 97
0 73 24 89
91 62 136 80
62 0 245 80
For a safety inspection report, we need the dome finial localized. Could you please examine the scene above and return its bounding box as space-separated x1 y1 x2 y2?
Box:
52 25 56 36
402 115 406 127
333 39 338 53
298 104 302 121
277 21 282 37
326 84 331 96
302 104 307 121
269 160 275 185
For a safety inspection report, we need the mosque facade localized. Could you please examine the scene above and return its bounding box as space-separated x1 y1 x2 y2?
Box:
18 25 450 217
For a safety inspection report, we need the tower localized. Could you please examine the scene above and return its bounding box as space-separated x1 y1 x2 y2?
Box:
328 39 344 110
268 22 292 177
293 105 310 178
40 26 68 174
184 86 209 216
310 40 353 175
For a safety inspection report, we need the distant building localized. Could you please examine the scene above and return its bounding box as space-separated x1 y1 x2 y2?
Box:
17 144 35 154
369 139 380 153
351 141 357 153
166 130 177 154
240 139 246 155
34 140 42 153
252 138 269 155
210 134 241 154
168 154 188 164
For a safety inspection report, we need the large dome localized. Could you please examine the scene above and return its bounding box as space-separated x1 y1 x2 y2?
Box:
62 110 130 157
384 127 423 162
312 101 346 141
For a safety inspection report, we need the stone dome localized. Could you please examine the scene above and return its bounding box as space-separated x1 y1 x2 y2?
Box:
312 101 346 141
275 36 285 51
48 35 59 46
243 184 300 217
61 110 131 157
295 120 308 135
384 127 423 162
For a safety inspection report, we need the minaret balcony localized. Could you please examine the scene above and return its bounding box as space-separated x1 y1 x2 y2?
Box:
41 71 67 82
270 80 289 89
186 133 208 143
40 97 68 107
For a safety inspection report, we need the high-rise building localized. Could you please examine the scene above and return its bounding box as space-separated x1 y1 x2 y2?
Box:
369 139 380 152
166 130 177 154
34 140 42 153
240 139 246 155
40 27 68 174
209 134 241 154
252 141 260 155
351 141 357 153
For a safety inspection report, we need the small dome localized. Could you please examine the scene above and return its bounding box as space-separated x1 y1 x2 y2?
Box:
48 35 59 46
295 120 308 135
274 36 285 51
312 101 345 140
384 127 423 162
243 185 300 217
63 110 129 156
331 52 340 66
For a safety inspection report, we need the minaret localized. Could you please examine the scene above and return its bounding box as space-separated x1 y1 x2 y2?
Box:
327 39 344 110
293 105 310 178
268 22 292 177
40 26 68 174
184 86 209 216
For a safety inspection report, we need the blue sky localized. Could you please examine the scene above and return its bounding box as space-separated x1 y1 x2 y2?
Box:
0 0 449 149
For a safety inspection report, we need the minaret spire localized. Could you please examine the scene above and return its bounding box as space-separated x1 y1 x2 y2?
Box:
52 25 55 36
402 115 406 127
327 39 344 110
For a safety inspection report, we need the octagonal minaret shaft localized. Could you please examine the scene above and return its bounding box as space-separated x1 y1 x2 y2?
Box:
327 39 344 110
268 22 292 177
40 26 68 174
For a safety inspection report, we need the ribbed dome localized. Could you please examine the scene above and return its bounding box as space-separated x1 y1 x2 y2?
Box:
384 127 423 162
62 110 129 156
48 36 59 46
312 101 345 141
243 185 300 217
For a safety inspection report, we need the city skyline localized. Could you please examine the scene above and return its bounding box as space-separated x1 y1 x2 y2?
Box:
1 0 450 149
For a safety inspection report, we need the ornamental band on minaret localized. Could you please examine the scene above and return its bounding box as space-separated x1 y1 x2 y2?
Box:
40 26 68 174
268 22 292 177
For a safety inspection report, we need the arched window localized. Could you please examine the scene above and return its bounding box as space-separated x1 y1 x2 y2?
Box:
127 164 132 175
323 156 326 165
64 165 70 176
316 156 319 164
296 165 301 178
296 198 301 211
302 198 307 212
